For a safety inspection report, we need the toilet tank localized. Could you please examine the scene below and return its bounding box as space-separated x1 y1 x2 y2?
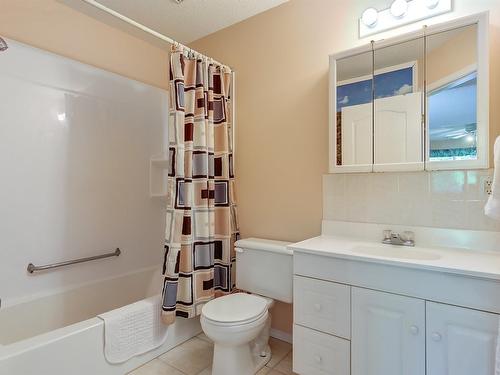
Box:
234 238 293 303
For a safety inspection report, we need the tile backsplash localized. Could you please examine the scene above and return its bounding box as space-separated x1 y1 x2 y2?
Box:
323 170 500 232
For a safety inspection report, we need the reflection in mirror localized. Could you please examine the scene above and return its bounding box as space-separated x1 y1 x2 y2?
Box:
426 24 478 162
373 37 424 169
336 51 373 167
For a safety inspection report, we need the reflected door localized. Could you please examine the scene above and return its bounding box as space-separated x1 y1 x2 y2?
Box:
341 102 372 165
373 36 425 171
374 92 422 165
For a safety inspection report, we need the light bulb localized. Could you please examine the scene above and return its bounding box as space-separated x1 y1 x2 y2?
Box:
362 8 379 28
425 0 440 9
390 0 408 18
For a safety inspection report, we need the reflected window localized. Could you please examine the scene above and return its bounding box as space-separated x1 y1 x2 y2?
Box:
428 71 477 161
337 65 415 111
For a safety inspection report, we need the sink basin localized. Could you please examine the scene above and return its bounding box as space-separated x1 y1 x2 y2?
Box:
351 245 441 261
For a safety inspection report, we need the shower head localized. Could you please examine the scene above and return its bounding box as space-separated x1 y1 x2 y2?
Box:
0 37 8 52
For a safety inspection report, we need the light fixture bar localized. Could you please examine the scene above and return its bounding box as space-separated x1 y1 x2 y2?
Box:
359 0 452 38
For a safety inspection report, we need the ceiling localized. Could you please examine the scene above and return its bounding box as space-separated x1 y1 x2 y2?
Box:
70 0 288 44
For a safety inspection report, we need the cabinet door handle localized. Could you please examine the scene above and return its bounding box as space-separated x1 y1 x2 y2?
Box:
314 303 322 312
314 355 322 364
409 325 419 335
431 332 442 342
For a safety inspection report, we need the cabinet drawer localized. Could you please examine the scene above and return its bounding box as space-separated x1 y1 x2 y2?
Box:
293 324 350 375
294 276 350 338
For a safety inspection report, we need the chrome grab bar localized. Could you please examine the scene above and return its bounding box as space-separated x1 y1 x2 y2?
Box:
27 248 121 274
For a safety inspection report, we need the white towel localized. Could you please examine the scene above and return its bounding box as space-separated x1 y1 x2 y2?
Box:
98 295 168 364
496 332 500 375
485 137 500 220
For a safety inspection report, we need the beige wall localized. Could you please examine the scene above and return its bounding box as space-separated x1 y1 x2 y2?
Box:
0 0 170 89
191 0 500 334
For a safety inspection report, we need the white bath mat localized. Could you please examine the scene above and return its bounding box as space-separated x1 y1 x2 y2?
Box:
98 294 168 364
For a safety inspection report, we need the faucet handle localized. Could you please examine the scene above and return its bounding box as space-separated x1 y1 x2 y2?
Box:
383 230 392 240
401 231 415 244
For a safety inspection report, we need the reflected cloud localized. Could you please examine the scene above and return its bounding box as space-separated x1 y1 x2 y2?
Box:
394 84 413 96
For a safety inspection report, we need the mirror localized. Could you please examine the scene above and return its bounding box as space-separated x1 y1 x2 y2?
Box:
425 24 480 166
373 36 425 171
335 51 373 171
329 14 488 173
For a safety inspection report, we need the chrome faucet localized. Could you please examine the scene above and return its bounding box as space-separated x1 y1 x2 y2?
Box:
382 230 415 247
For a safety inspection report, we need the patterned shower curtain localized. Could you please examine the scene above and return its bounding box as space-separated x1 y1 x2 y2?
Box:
162 47 238 324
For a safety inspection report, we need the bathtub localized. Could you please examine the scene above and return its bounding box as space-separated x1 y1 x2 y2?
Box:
0 267 201 375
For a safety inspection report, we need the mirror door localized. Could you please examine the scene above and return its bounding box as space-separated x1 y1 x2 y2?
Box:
425 23 486 170
333 50 374 172
373 36 425 172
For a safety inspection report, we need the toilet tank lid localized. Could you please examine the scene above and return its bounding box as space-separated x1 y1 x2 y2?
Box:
235 238 293 255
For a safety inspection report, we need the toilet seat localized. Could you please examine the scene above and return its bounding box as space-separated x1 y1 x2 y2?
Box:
201 293 268 326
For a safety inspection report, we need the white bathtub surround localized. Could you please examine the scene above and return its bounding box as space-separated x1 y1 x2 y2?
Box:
0 268 201 375
485 137 500 220
324 170 499 231
99 295 167 364
0 38 168 306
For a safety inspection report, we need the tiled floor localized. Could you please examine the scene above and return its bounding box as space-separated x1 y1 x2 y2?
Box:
128 333 297 375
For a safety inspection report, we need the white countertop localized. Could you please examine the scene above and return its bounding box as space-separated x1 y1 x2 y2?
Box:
289 234 500 281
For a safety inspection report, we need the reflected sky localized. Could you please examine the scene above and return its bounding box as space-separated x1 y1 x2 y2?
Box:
337 67 413 111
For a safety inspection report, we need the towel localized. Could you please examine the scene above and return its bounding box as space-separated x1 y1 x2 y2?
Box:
98 295 168 364
485 137 500 220
497 333 500 375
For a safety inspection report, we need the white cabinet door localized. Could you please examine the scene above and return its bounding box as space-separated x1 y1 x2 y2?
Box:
352 287 425 375
426 302 499 375
374 92 423 171
341 102 373 166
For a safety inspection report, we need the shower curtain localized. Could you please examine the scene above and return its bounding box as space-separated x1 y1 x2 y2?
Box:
162 47 238 324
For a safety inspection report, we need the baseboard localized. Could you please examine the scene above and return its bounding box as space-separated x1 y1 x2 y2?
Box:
270 328 293 344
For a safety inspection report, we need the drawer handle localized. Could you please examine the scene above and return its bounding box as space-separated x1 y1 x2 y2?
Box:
410 325 419 335
314 355 322 364
431 332 442 342
314 303 322 311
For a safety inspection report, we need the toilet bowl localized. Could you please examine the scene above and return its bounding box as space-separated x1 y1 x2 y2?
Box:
200 238 293 375
201 293 272 375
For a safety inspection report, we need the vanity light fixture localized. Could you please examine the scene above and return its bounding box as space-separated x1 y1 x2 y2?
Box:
358 0 452 38
362 7 379 28
390 0 408 18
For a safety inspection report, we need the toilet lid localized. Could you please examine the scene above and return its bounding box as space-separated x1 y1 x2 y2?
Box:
202 293 268 324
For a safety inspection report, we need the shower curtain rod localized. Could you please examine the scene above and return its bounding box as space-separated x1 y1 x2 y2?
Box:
80 0 232 70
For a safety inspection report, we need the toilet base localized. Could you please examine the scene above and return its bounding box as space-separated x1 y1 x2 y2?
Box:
211 315 272 375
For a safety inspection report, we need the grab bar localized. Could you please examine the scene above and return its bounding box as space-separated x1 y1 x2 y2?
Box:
27 248 121 274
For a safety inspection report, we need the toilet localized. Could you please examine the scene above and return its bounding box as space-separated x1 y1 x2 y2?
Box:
200 238 293 375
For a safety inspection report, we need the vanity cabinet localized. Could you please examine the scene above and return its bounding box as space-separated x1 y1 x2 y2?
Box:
292 252 500 375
